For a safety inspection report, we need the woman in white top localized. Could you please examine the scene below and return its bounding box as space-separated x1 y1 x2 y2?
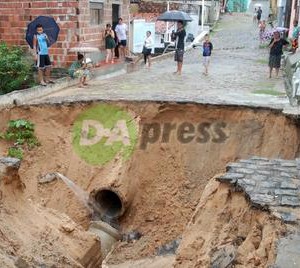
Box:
253 8 257 24
142 31 153 68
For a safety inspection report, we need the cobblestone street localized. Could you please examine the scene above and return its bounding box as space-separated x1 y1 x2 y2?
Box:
37 14 290 110
218 156 300 268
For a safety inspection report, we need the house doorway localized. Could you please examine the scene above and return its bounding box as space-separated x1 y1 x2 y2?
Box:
112 4 120 58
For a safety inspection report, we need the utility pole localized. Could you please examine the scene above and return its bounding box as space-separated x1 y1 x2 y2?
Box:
202 0 204 30
167 1 170 42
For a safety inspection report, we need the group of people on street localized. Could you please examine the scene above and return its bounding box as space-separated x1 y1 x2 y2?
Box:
29 10 222 90
32 18 131 87
104 17 128 64
33 10 297 86
32 17 156 88
253 7 263 25
267 20 300 78
252 6 300 78
107 19 212 75
104 17 155 69
254 6 286 78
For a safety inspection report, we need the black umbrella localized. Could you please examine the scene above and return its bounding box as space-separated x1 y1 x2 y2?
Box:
157 10 193 22
25 16 60 49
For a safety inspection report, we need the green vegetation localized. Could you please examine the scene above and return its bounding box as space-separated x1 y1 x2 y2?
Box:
253 81 286 96
8 147 23 160
0 42 36 95
255 59 268 64
0 119 40 160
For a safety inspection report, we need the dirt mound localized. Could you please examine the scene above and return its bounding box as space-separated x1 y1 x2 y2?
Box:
0 157 101 267
174 178 286 268
0 102 299 266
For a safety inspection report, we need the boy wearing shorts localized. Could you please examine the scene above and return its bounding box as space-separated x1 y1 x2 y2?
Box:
202 34 213 75
33 24 54 86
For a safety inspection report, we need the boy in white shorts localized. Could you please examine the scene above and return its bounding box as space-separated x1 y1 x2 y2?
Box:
202 34 213 75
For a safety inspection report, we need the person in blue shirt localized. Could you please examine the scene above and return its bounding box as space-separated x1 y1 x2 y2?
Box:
33 24 54 86
202 34 213 75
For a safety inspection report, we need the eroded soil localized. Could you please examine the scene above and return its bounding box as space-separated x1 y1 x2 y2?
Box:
0 102 299 267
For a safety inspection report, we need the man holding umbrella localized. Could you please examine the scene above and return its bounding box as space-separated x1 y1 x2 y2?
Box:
157 11 191 75
172 20 186 75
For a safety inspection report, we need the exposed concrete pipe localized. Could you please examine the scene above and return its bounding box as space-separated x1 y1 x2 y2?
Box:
88 221 121 258
89 158 136 219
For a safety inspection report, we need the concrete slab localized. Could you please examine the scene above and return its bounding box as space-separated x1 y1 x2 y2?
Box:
102 255 175 268
275 233 300 268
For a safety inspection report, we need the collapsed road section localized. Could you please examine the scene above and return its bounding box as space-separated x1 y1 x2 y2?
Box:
0 101 300 267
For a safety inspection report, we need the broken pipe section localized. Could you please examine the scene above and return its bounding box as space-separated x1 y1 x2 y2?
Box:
89 157 136 220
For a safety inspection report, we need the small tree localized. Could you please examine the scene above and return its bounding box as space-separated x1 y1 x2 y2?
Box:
0 42 34 94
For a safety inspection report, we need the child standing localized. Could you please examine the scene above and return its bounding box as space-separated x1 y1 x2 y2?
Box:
202 34 213 75
33 24 54 86
259 20 267 44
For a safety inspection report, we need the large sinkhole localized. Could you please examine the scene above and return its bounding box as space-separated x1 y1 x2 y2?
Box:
94 189 123 218
1 102 300 267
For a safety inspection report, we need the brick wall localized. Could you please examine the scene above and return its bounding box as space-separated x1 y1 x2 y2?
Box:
0 0 129 67
138 1 179 13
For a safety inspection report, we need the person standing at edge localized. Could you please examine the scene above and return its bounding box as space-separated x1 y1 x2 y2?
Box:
257 7 262 25
115 18 128 60
253 8 258 24
104 23 116 63
268 31 289 78
33 24 54 86
142 31 153 68
172 20 186 75
291 20 300 53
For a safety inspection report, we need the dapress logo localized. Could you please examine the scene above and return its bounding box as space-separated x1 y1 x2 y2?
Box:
72 104 138 165
80 120 130 146
140 121 228 149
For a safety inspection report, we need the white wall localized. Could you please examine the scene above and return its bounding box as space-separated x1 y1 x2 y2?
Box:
155 33 165 48
185 14 202 39
130 19 155 53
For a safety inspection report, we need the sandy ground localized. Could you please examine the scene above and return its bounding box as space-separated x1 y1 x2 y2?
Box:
0 160 101 267
103 255 175 268
0 102 299 266
174 178 286 268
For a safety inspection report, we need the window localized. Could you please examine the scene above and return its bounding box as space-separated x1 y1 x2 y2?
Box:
90 0 104 25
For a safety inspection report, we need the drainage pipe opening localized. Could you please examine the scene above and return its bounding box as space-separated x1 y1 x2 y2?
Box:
94 189 124 218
